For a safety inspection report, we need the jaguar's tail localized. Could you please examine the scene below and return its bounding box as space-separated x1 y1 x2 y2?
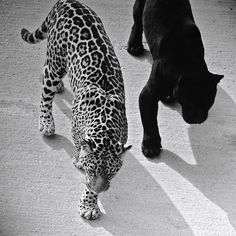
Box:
21 20 49 44
21 5 56 44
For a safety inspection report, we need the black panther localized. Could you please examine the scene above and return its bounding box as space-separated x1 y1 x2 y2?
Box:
127 0 223 157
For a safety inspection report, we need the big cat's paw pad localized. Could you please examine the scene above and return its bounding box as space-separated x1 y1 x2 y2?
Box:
79 204 101 220
142 139 162 158
39 120 55 136
127 43 144 56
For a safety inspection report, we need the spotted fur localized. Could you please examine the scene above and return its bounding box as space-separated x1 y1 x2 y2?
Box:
21 0 130 220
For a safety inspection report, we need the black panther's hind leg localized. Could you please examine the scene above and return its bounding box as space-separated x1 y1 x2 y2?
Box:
127 0 146 56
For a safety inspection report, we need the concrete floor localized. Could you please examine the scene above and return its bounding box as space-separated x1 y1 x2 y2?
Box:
0 0 236 235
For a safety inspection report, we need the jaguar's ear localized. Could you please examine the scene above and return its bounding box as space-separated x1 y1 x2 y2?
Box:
81 139 94 154
121 144 132 154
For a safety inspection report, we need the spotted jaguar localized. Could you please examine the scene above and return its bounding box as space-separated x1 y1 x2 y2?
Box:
21 0 131 220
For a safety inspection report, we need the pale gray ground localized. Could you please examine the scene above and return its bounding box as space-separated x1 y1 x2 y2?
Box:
0 0 236 235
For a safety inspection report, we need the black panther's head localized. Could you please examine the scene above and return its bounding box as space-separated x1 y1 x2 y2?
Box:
174 72 223 124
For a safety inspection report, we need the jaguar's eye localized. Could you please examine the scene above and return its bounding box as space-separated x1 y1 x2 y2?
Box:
109 168 117 177
86 168 95 177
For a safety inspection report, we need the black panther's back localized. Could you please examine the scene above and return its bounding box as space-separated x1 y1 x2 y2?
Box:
143 0 195 57
143 0 194 28
143 0 205 66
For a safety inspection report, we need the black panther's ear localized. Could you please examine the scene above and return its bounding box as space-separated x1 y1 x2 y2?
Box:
81 138 94 153
210 73 224 84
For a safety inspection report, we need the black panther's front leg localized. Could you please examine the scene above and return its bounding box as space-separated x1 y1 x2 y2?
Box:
139 60 164 158
127 0 146 56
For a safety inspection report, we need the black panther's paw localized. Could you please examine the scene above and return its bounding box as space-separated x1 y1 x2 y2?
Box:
127 42 144 56
141 138 162 158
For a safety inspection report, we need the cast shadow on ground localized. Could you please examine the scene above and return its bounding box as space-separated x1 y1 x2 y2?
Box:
42 134 75 160
127 48 236 232
89 151 194 235
150 87 236 232
54 86 74 120
42 131 193 234
43 132 194 234
42 86 75 158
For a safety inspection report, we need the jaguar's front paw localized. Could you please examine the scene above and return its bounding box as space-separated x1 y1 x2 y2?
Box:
79 203 101 220
39 120 55 136
142 138 162 158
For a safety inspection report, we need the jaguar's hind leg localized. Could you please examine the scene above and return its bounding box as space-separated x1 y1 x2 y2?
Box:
39 62 65 136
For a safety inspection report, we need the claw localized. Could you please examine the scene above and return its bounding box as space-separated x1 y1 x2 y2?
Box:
39 121 55 136
79 205 101 220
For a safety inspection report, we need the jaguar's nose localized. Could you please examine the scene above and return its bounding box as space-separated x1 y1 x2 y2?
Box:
88 175 109 193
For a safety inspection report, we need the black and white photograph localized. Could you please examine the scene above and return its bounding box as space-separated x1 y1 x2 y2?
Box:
0 0 236 235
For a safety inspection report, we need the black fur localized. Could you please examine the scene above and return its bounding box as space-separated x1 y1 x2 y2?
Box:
127 0 223 158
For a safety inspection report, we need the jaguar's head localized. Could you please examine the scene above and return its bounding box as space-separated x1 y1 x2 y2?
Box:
80 138 131 194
